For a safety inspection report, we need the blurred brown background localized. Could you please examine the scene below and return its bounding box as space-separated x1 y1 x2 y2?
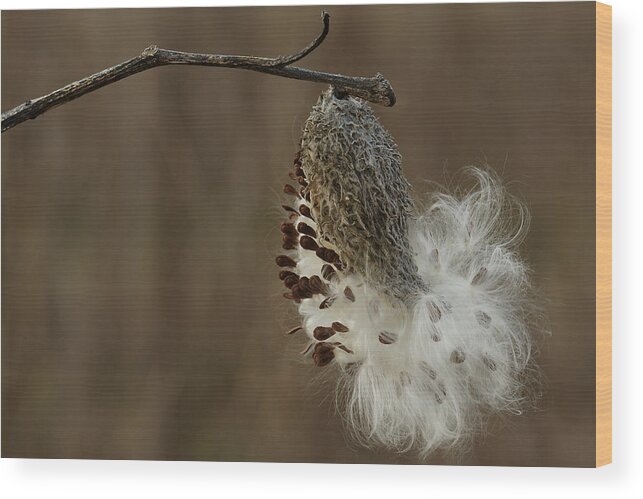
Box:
2 3 596 466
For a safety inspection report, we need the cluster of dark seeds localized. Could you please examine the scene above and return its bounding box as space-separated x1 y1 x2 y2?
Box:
276 150 353 367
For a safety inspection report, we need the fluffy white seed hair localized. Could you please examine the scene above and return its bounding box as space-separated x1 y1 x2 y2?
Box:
277 88 541 456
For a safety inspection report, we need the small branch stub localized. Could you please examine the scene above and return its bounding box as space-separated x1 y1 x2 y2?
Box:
1 11 396 133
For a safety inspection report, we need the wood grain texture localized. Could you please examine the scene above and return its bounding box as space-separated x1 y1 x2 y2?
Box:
2 3 600 466
595 1 612 467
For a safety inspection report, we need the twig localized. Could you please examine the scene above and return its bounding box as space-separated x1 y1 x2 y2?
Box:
1 11 396 133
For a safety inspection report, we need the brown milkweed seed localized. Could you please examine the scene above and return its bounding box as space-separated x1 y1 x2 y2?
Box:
344 286 356 302
300 236 319 251
483 356 497 371
331 343 354 354
308 275 329 295
450 349 466 364
284 184 299 197
297 222 317 238
331 321 349 333
427 300 442 322
282 235 296 250
419 361 437 380
299 205 313 219
313 326 335 341
284 275 299 289
282 204 298 214
420 361 438 381
321 264 337 281
378 331 397 344
291 283 312 300
316 247 340 264
276 255 296 268
280 222 297 235
476 311 492 328
279 270 297 281
319 296 336 309
312 342 335 367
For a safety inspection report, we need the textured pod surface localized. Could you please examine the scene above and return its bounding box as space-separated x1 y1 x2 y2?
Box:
277 88 541 456
299 88 428 301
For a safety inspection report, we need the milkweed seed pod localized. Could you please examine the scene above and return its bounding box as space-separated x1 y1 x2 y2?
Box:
276 87 541 456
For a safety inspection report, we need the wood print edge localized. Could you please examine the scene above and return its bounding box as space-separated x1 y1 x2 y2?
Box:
595 0 612 468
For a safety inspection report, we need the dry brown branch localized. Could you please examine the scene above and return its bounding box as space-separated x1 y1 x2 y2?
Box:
1 11 396 133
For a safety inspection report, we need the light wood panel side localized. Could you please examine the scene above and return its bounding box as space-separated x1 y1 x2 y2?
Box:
596 1 612 468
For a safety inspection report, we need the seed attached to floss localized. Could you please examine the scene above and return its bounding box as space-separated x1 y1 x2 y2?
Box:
308 275 329 295
297 222 317 238
331 342 354 354
378 331 397 345
344 286 355 302
450 349 466 364
298 276 311 291
312 342 335 367
283 274 299 289
280 222 297 235
321 264 337 281
282 235 297 250
284 184 299 197
427 299 442 322
316 247 340 264
331 321 349 333
299 235 319 252
276 255 296 268
313 326 336 341
282 204 298 214
483 356 497 371
419 362 438 380
476 311 492 328
291 283 312 300
299 204 313 219
319 296 335 309
279 270 297 281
